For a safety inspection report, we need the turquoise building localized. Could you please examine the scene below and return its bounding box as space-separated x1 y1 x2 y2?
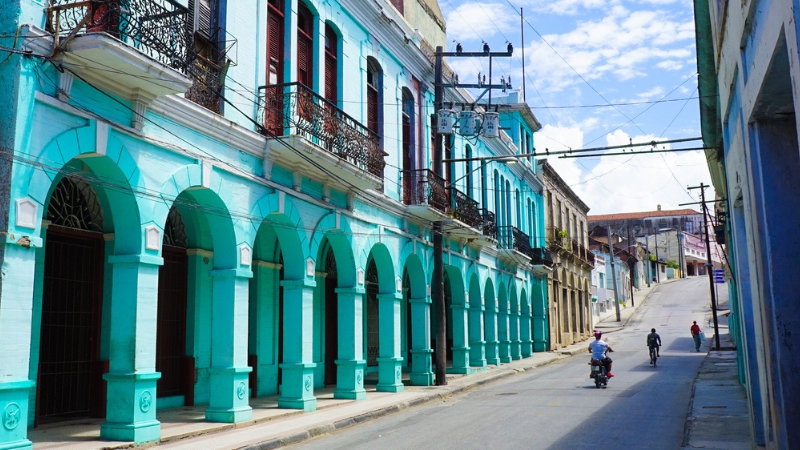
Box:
0 0 549 447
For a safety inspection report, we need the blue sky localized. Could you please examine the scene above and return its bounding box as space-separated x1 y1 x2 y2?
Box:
439 0 714 215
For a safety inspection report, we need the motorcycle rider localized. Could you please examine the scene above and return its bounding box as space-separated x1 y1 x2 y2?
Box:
647 328 662 360
588 331 614 378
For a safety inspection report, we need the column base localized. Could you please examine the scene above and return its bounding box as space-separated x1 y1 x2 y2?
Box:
533 341 548 352
521 340 533 357
278 363 317 411
100 372 161 444
485 341 501 366
409 349 434 386
205 406 253 423
469 341 487 368
334 359 366 400
0 381 35 450
205 367 253 423
376 357 404 393
0 440 32 450
511 340 522 360
446 365 482 375
100 420 160 443
449 346 472 373
499 342 512 363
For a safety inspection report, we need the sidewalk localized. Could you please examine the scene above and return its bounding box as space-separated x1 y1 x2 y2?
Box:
30 350 579 450
681 331 751 449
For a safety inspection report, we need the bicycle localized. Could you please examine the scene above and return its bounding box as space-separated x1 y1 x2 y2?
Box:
649 346 658 367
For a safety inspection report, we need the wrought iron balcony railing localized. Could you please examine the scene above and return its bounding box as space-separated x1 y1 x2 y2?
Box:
258 82 386 178
529 247 554 266
46 0 192 74
185 56 223 112
185 27 237 113
497 226 531 256
480 209 497 240
402 169 447 213
450 187 482 229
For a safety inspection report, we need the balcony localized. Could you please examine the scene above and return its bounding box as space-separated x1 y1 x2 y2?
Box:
444 187 486 241
497 226 532 265
529 247 554 274
185 27 237 113
259 82 386 191
401 169 448 222
44 0 193 100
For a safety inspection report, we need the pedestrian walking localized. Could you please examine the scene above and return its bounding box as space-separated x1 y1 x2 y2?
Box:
691 321 702 352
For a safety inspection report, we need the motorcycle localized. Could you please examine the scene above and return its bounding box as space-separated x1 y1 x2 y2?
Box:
590 359 608 388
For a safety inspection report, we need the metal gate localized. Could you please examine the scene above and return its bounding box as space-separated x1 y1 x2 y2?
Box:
157 207 189 399
366 262 379 367
38 176 105 422
324 248 338 385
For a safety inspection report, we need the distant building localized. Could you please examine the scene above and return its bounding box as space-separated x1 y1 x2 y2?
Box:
588 206 703 237
539 160 593 349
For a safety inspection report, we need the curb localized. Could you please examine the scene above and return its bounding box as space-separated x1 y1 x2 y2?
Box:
239 355 565 450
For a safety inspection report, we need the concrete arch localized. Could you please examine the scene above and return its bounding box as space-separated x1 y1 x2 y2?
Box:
483 276 499 365
467 273 486 368
398 239 428 297
26 125 143 254
309 212 356 286
358 231 398 292
248 191 309 280
157 165 239 268
402 253 427 299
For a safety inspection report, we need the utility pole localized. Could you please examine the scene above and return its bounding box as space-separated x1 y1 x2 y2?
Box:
607 224 621 322
432 44 513 385
645 234 651 287
433 46 446 386
689 183 721 350
626 222 634 307
654 230 660 283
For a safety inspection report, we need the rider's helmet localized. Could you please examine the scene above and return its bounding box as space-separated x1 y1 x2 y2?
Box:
651 328 656 333
594 331 602 339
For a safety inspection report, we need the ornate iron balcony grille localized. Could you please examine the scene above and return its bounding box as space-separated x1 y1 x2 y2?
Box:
185 27 237 113
401 169 447 213
46 0 192 74
258 82 386 178
185 56 223 112
529 247 554 266
480 209 497 240
497 226 531 255
450 187 482 229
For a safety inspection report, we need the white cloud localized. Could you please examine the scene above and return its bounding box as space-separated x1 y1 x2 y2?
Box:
656 60 685 71
444 3 518 41
536 129 713 214
523 6 695 93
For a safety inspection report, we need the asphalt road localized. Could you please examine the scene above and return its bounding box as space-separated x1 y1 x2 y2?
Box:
288 277 714 450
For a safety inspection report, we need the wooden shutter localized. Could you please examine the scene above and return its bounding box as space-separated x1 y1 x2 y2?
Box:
324 26 337 104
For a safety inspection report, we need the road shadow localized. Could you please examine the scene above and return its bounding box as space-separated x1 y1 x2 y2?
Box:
542 345 712 450
666 336 699 352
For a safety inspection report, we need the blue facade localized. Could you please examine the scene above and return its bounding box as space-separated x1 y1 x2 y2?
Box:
0 0 551 447
695 0 800 447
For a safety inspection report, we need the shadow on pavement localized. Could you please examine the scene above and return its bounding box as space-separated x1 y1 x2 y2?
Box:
542 352 709 450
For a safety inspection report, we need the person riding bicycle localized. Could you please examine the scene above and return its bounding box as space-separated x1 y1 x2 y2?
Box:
588 331 614 378
647 328 662 362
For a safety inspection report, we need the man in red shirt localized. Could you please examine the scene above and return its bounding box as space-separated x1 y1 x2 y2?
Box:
691 321 702 352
